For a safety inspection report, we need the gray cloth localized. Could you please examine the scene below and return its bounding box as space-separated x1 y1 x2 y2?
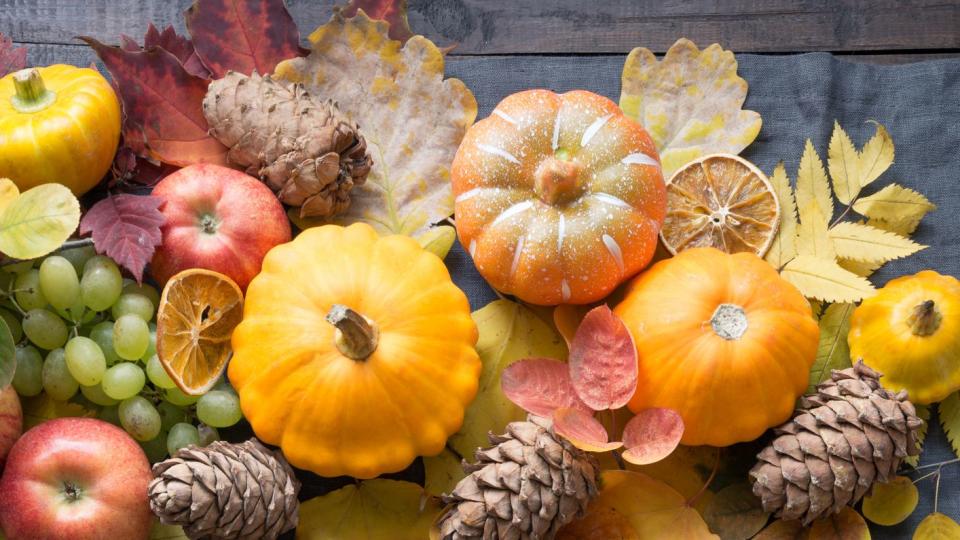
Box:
443 52 960 536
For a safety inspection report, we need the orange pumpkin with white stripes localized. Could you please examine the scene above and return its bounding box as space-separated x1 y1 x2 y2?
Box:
451 89 666 305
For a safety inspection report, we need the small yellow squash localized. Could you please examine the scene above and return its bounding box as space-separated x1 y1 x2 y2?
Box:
229 223 481 478
849 270 960 404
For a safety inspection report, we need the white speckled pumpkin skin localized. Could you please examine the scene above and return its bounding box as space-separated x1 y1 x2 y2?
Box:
452 89 666 305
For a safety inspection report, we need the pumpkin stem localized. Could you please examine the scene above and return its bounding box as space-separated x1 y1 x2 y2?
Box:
907 299 942 337
326 304 379 360
10 68 57 113
710 303 748 340
534 155 584 205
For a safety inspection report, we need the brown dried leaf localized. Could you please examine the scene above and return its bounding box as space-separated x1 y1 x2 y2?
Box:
339 0 415 44
0 32 27 78
701 482 770 540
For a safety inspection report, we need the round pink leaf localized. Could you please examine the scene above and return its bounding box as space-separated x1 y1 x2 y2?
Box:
621 408 685 465
568 305 638 411
552 407 622 453
501 358 589 417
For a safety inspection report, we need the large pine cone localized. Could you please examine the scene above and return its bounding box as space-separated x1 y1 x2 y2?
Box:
749 361 923 525
437 415 600 540
203 71 373 219
148 439 300 540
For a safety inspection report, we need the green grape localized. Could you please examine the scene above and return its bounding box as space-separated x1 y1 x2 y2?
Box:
0 307 22 342
42 348 79 401
80 261 122 312
119 396 162 441
111 293 154 322
138 431 168 463
122 280 161 310
39 256 81 311
14 269 47 310
97 405 122 426
101 362 146 400
157 400 188 431
82 255 115 275
113 315 149 360
64 336 106 386
197 424 220 447
59 245 97 276
89 321 121 365
164 387 199 407
212 376 235 394
140 323 157 362
79 383 118 406
166 422 200 455
146 354 176 389
55 294 95 325
22 309 68 350
0 271 12 293
196 390 242 428
11 345 43 396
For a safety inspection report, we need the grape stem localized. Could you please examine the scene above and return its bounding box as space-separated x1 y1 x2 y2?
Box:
0 238 95 268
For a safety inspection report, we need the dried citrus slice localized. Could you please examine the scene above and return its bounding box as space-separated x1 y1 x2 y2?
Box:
157 269 243 396
660 154 780 255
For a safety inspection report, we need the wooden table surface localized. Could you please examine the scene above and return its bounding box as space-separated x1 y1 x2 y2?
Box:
3 0 959 67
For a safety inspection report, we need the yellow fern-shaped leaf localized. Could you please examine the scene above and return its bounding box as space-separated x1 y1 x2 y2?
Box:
795 139 833 224
852 183 935 224
858 122 895 188
940 392 960 460
827 122 861 205
830 221 925 263
765 162 798 269
781 256 875 302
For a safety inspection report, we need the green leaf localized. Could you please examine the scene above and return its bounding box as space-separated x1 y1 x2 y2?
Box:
827 122 861 205
829 222 925 264
904 403 931 468
808 303 854 393
0 317 14 390
701 482 770 540
765 162 798 270
150 521 189 539
423 446 465 497
940 391 960 459
0 184 80 259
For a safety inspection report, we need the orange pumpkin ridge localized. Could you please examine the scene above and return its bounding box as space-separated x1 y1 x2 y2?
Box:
452 89 666 305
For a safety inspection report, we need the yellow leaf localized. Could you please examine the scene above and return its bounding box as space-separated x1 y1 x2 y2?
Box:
446 299 567 458
795 139 833 224
20 393 96 430
940 391 960 459
829 221 925 263
275 12 477 236
808 508 870 540
414 225 457 260
828 122 861 205
914 513 960 540
0 183 80 260
839 218 923 277
0 179 20 215
808 303 854 393
796 200 835 260
618 38 761 177
423 447 464 497
858 122 895 188
765 163 798 269
701 482 770 540
297 479 442 540
862 476 919 526
753 519 807 539
557 470 718 540
904 403 930 468
853 183 935 225
781 256 875 303
150 522 189 540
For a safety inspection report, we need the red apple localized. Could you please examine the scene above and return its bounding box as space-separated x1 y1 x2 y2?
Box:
150 163 291 289
0 417 153 540
0 384 21 469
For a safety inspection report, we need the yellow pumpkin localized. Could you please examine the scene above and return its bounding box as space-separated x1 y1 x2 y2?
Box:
0 65 120 196
615 247 819 446
228 223 481 478
849 270 960 404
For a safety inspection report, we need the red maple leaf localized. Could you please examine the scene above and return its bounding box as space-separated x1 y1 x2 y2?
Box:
79 194 166 283
339 0 415 44
0 32 27 78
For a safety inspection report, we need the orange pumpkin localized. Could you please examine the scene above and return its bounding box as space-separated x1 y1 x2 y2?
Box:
615 247 819 446
452 89 665 305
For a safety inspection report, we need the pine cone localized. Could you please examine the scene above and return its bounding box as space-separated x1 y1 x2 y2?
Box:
749 361 923 525
437 415 600 540
203 71 373 219
148 439 300 540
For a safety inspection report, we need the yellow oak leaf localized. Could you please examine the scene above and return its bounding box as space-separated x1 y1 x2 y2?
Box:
862 476 919 526
852 183 935 225
914 513 960 540
781 256 875 303
808 303 854 393
765 163 798 269
796 200 835 260
858 122 895 187
829 221 925 264
795 139 833 224
619 38 761 178
275 11 477 237
0 183 80 260
827 122 861 205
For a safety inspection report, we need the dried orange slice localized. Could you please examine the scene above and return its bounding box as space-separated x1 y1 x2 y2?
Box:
157 269 243 396
660 154 780 256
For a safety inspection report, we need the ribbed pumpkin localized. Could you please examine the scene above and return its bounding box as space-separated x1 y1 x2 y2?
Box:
452 89 666 305
614 247 819 446
228 223 481 478
849 270 960 404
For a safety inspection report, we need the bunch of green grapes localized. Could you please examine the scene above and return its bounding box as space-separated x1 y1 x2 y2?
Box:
4 246 244 462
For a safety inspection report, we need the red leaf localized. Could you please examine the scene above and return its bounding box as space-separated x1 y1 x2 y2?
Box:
79 194 165 283
340 0 415 44
185 0 306 79
621 408 684 465
144 24 211 78
82 37 228 167
552 407 622 453
568 305 638 411
501 358 590 418
111 147 179 188
0 32 27 78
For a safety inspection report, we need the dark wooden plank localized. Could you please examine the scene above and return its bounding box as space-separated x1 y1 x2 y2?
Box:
3 0 959 55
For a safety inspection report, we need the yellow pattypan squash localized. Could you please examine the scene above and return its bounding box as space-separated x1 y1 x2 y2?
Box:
849 270 960 404
0 65 120 196
229 223 481 478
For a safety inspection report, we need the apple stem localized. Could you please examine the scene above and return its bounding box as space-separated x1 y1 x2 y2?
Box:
199 213 219 235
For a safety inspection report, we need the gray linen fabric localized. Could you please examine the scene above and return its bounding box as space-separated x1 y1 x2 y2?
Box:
443 52 960 536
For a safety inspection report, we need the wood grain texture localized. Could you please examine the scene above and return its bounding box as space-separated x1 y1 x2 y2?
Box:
2 0 958 55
